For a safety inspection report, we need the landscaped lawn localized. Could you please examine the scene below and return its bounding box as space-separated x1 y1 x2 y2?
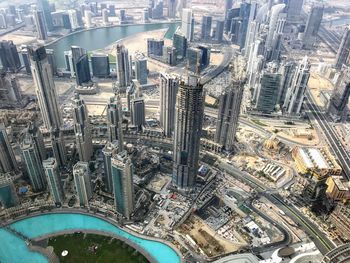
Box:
48 233 149 263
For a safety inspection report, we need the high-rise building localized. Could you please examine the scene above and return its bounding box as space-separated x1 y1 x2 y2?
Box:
73 161 92 206
172 77 204 189
302 5 324 50
71 46 91 86
37 0 54 31
0 72 23 107
285 0 304 25
328 67 350 121
102 8 108 25
283 57 310 114
27 122 47 162
72 93 93 162
141 8 150 23
111 150 134 219
0 40 21 73
46 49 57 76
29 46 62 130
50 129 66 168
160 73 179 137
173 32 187 61
0 175 18 208
150 1 163 19
20 45 31 74
102 140 118 193
181 8 194 41
68 9 80 31
178 0 187 18
197 45 211 68
265 4 286 61
278 61 296 106
237 2 253 49
130 98 145 129
84 10 92 28
255 70 281 113
215 65 246 151
147 38 164 57
107 95 124 150
91 54 110 78
187 47 202 74
0 123 17 174
109 5 116 17
201 15 212 41
134 54 148 85
116 44 131 88
224 0 233 18
119 9 127 24
34 10 48 40
214 19 225 43
335 26 350 70
43 158 64 205
21 131 46 192
167 0 176 18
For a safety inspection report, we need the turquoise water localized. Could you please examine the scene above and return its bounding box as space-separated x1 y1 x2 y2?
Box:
0 213 180 263
47 22 180 68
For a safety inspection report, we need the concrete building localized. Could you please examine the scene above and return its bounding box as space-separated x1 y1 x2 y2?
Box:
67 9 80 31
181 8 194 41
0 123 17 173
187 47 202 74
29 46 62 130
167 0 176 18
102 8 108 25
107 95 124 151
215 64 245 151
130 98 145 130
71 46 91 86
20 45 31 74
214 19 225 43
43 158 64 205
328 67 350 121
102 140 118 193
37 0 54 31
283 57 310 115
147 38 164 57
326 176 350 202
0 40 21 73
21 132 46 192
46 49 57 76
72 93 93 162
134 54 148 85
334 26 350 70
84 10 92 28
34 10 48 40
160 73 179 137
73 161 92 206
116 44 131 89
111 151 134 219
91 54 110 78
0 72 23 107
201 15 212 41
328 205 350 242
302 5 324 50
292 147 342 182
285 0 303 25
173 32 187 61
0 175 18 208
173 77 204 189
323 242 350 262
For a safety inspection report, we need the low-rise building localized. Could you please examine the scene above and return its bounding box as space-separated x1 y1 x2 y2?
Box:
326 176 350 203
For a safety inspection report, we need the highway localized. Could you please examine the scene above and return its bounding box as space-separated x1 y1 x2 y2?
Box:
217 161 335 255
305 90 350 181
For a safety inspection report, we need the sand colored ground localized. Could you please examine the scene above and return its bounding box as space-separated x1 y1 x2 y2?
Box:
179 215 242 257
0 33 36 46
308 73 334 107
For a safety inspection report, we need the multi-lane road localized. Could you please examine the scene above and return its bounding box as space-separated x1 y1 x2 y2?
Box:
305 90 350 181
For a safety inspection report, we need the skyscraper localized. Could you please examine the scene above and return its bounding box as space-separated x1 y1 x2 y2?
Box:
71 46 91 86
285 0 304 25
0 123 17 173
302 5 324 50
224 0 233 19
160 73 179 137
37 0 54 31
215 65 246 151
102 140 118 193
167 0 176 18
335 26 350 70
255 70 281 113
214 19 225 43
84 10 92 28
187 47 202 74
172 77 204 189
173 32 187 61
111 150 134 219
50 129 67 168
20 45 31 74
0 40 21 73
102 8 109 25
0 175 18 208
46 49 57 76
107 95 124 151
147 38 164 57
328 67 350 121
134 54 148 85
29 46 62 130
72 93 93 162
91 54 110 78
201 15 212 41
116 44 131 89
68 9 80 31
21 131 46 192
283 57 311 114
130 98 145 130
34 10 48 40
73 161 92 206
43 158 64 205
181 8 194 41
